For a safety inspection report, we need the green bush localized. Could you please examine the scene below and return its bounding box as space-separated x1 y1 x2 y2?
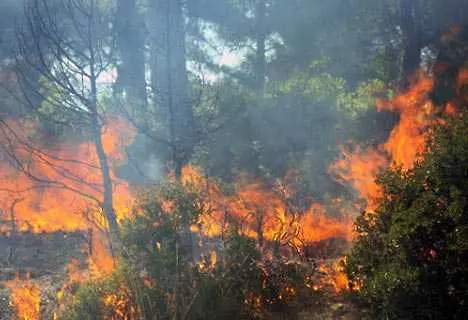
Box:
346 113 468 319
61 178 323 319
61 269 138 320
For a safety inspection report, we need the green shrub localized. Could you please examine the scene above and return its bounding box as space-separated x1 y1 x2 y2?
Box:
346 113 468 319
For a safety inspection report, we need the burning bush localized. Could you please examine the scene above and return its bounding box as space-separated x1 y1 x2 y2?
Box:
60 270 138 320
193 232 324 319
58 176 337 319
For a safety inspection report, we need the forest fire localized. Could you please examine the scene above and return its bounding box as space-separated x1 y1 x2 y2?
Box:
3 68 462 317
317 259 349 293
1 67 465 318
0 0 465 318
0 116 136 272
0 116 136 318
178 167 355 249
330 146 387 212
331 70 467 211
0 118 355 317
377 74 435 169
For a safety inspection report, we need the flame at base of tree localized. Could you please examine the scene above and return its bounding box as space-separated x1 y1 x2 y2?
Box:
0 116 136 272
0 116 136 319
316 259 349 293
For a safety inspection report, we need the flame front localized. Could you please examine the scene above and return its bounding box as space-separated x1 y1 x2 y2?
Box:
180 167 355 249
330 146 387 212
0 117 136 319
0 116 135 233
0 116 135 270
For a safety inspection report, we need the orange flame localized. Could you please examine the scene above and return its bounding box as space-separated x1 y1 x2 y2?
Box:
377 74 435 169
317 260 349 293
331 71 468 211
0 116 135 319
330 146 387 212
10 68 463 313
0 116 135 271
178 167 354 249
7 277 41 320
102 286 138 319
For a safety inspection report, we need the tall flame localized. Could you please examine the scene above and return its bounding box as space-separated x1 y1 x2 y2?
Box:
7 69 457 313
330 146 387 212
331 71 467 211
377 74 435 169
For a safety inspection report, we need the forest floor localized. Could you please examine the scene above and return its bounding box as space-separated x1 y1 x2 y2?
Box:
0 231 88 319
298 296 371 320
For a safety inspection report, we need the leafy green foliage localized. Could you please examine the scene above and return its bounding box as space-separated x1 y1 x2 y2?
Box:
120 180 206 318
61 269 138 320
61 179 324 319
346 113 468 319
192 232 321 319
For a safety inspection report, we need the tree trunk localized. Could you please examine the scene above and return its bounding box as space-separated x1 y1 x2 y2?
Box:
93 117 120 239
149 0 194 175
89 0 119 248
399 0 423 89
148 1 194 317
254 0 266 93
115 0 147 114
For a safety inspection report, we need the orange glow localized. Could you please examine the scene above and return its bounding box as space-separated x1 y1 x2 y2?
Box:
54 259 87 318
177 167 354 248
7 278 41 320
458 69 468 105
458 69 468 89
89 232 116 277
102 286 138 319
66 258 87 283
377 74 435 169
330 71 468 212
316 259 349 293
330 146 387 212
299 204 354 243
0 116 135 270
9 70 467 314
0 116 135 318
